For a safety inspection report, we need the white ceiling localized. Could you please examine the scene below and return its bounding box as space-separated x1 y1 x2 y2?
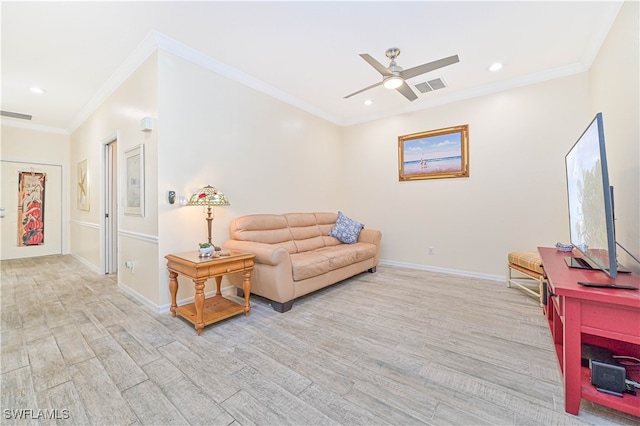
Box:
1 1 623 133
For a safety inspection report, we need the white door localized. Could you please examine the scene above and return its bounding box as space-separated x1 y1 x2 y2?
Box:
0 161 63 260
105 141 118 274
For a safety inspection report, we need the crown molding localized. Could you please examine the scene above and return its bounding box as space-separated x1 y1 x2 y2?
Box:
67 30 342 134
1 117 69 135
151 31 341 125
67 31 159 133
343 62 588 127
66 6 616 133
579 1 623 70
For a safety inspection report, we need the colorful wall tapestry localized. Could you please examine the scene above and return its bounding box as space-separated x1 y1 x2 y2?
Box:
18 172 46 246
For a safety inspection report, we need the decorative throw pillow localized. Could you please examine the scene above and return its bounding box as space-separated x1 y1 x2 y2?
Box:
329 211 364 244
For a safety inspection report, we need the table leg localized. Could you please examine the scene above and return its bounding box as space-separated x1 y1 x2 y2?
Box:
242 269 252 315
169 270 178 317
193 279 206 335
215 276 222 296
563 297 582 415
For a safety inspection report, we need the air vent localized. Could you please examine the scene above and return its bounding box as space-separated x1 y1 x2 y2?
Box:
1 110 32 120
414 82 432 93
414 78 447 94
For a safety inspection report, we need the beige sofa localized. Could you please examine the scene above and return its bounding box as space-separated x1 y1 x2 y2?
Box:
223 212 382 312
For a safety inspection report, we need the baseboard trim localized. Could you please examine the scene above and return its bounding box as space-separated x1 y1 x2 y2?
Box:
378 259 504 283
118 260 503 314
117 282 162 313
70 253 101 274
118 282 237 314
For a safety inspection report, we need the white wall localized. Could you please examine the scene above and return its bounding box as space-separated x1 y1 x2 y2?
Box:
155 51 344 306
342 74 590 277
0 125 71 255
19 1 636 310
340 1 638 278
588 0 639 272
70 52 159 303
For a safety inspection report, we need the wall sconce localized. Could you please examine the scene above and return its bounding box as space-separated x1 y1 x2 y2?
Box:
168 190 176 204
140 116 154 132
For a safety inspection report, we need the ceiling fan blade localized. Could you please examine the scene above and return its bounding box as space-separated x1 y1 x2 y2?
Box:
400 55 459 80
360 53 392 77
344 81 383 99
396 81 418 101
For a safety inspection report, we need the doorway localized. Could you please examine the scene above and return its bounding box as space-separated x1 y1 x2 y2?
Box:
0 161 63 260
104 139 118 274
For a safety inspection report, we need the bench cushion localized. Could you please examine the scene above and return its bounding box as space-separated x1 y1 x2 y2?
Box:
508 251 544 275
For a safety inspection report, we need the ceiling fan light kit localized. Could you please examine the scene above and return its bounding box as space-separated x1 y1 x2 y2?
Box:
345 47 459 102
383 75 403 89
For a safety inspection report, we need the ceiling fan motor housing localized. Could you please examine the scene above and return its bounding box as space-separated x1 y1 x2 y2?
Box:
385 48 401 60
388 62 403 74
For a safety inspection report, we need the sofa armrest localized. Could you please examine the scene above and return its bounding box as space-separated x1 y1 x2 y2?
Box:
223 240 291 266
358 228 382 246
223 239 295 303
358 229 382 266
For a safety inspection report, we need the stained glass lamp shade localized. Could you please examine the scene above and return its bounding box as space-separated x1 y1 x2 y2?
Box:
187 185 230 250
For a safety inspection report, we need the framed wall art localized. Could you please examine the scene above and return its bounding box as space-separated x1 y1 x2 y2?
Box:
398 124 469 181
18 171 46 246
124 144 145 216
77 159 89 211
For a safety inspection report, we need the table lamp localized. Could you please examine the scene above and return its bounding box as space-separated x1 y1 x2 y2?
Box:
187 185 230 251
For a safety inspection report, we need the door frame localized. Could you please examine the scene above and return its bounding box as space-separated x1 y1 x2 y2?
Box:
0 159 65 260
101 132 119 274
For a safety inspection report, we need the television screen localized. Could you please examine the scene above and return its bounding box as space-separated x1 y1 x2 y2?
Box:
565 112 618 278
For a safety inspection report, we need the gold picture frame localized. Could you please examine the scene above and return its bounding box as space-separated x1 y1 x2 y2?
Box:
77 159 89 211
398 124 469 181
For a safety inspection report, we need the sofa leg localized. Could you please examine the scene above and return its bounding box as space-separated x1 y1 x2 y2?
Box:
237 288 244 298
368 266 377 273
271 300 294 313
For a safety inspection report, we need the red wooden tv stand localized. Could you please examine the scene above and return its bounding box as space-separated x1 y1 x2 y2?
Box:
538 247 640 417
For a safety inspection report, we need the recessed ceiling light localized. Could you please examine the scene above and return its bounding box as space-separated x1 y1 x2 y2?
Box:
489 63 503 72
30 87 46 94
363 99 373 106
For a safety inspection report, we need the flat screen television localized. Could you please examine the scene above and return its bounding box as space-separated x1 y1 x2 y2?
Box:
565 112 619 278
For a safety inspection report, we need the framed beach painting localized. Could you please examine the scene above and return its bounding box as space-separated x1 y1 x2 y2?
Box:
124 144 145 216
398 124 469 181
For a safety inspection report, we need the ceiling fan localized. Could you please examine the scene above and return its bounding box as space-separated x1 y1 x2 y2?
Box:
344 48 459 101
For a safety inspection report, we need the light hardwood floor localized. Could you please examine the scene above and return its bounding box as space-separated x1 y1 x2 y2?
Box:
1 255 638 425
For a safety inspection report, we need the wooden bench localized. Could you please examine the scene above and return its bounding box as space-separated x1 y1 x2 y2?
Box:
507 251 545 307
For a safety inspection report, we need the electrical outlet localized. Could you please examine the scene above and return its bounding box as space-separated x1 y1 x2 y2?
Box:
428 246 434 255
124 261 135 272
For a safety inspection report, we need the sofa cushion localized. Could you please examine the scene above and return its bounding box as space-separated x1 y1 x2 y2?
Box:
329 211 364 244
353 242 378 262
316 245 357 270
284 213 326 252
229 214 297 253
315 212 338 236
290 252 332 281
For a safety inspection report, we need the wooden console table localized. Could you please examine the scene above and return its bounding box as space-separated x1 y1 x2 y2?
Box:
538 247 639 417
166 250 255 335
